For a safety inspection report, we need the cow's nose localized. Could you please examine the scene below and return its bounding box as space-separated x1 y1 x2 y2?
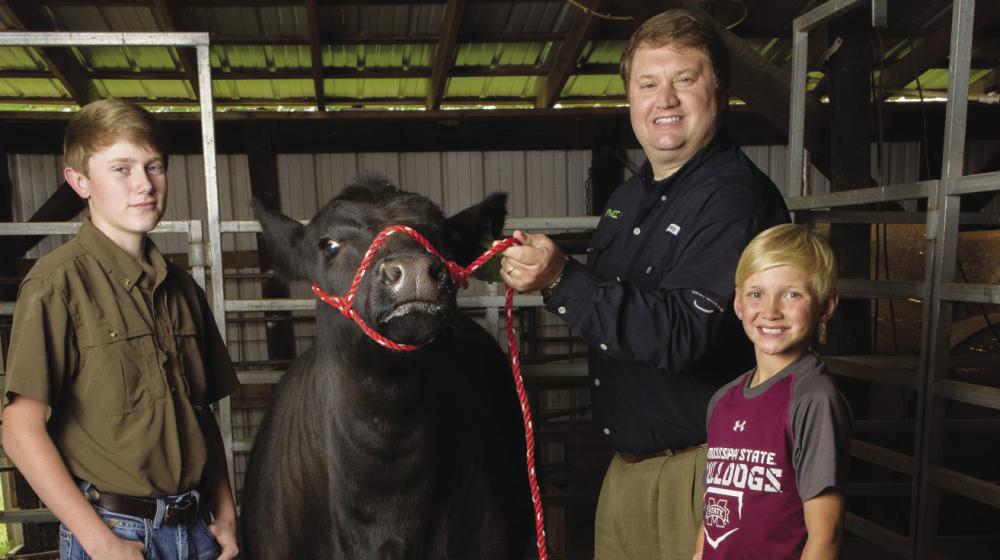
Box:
378 255 446 299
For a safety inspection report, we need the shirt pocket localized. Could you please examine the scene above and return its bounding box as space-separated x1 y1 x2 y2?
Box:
80 322 166 416
639 224 682 281
586 220 622 267
173 325 203 402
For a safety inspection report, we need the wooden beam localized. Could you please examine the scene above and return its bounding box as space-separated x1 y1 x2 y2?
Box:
536 0 606 109
243 123 297 362
13 182 87 259
3 0 96 106
825 8 872 357
150 0 201 99
427 0 466 110
590 116 628 215
305 0 326 111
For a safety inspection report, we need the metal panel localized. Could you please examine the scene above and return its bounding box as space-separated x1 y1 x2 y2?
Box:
786 27 808 197
913 0 977 556
951 170 1000 196
0 32 210 47
844 513 912 559
934 379 1000 410
851 438 915 475
838 279 925 300
939 282 1000 304
927 467 1000 508
785 181 935 210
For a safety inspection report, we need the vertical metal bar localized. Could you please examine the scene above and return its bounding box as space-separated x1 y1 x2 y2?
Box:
912 1 975 557
872 0 888 28
196 40 236 492
188 219 206 290
787 28 809 198
486 281 501 343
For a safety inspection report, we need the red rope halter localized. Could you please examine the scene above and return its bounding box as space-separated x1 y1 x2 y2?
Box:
310 224 548 559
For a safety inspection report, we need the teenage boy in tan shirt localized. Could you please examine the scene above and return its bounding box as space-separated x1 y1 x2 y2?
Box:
3 99 239 560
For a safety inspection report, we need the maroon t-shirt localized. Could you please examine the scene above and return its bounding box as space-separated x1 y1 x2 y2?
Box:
702 352 851 559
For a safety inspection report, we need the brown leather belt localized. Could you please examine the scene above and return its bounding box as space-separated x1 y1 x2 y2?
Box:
619 444 706 464
83 487 200 525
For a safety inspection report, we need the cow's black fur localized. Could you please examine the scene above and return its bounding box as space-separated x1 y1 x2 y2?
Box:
241 176 532 559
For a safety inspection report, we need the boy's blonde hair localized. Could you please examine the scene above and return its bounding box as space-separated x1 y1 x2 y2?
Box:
63 99 168 174
735 224 838 303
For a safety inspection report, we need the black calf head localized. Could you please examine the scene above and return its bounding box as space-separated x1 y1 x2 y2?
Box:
254 175 507 347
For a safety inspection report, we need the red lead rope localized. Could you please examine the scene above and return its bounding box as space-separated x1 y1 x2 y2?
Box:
310 224 548 560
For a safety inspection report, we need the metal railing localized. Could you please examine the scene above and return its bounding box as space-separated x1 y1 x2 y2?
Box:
788 1 1000 557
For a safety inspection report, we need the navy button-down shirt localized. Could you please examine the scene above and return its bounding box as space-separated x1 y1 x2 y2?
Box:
545 130 790 453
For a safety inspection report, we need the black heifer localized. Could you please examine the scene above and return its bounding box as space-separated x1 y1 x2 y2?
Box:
242 177 532 560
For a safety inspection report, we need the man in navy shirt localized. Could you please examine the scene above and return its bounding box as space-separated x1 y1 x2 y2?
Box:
501 8 789 560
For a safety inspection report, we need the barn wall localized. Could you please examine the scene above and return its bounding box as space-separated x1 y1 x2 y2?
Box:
7 142 934 259
5 140 995 504
4 141 947 363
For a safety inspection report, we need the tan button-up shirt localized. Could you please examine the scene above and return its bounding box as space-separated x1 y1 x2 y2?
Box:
5 219 239 497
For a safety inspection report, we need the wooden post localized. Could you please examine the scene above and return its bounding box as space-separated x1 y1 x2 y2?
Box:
824 9 872 357
244 123 297 363
590 116 627 215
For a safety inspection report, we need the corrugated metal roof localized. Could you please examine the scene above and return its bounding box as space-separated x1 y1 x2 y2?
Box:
455 42 550 67
446 75 539 99
321 4 444 36
82 46 180 71
329 44 434 69
213 45 312 72
326 77 426 100
905 68 994 91
0 0 993 112
584 40 627 65
0 46 46 70
0 77 67 99
50 5 161 32
97 78 190 100
463 1 570 34
215 78 315 101
562 74 623 98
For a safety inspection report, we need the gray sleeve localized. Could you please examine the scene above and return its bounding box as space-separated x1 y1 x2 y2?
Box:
705 373 747 430
790 371 852 502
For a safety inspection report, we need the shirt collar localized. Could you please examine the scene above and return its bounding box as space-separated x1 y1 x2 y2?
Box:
638 128 733 190
77 218 167 291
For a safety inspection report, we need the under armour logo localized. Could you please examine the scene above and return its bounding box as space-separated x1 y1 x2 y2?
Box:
733 420 747 432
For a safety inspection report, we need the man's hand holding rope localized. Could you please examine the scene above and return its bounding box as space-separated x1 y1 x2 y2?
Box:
499 231 567 293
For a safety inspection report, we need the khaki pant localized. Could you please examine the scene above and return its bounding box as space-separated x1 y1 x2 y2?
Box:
594 447 707 560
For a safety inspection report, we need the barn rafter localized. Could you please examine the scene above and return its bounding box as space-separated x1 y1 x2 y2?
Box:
1 0 96 105
0 0 993 117
427 0 465 109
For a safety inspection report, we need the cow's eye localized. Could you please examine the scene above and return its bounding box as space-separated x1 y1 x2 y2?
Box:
321 238 341 257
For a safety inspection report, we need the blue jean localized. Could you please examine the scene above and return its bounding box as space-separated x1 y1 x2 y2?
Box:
60 486 220 560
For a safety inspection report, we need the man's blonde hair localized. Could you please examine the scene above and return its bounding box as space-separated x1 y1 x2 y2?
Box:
63 99 168 174
735 224 838 303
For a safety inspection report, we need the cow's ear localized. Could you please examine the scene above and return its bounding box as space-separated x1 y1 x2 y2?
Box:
444 191 507 266
252 198 311 281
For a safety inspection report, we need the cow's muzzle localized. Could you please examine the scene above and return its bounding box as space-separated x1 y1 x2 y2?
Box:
377 254 449 302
